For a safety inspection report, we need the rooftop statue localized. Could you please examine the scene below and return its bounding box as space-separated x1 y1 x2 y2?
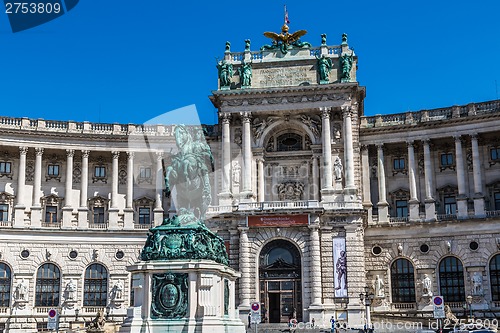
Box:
216 59 233 88
141 125 228 266
261 24 311 54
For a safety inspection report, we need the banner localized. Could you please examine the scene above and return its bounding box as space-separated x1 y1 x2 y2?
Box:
333 238 347 297
247 214 309 227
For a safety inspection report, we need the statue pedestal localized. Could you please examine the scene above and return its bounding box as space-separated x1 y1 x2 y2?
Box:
119 260 245 333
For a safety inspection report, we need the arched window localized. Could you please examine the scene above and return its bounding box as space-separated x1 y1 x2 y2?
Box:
276 133 302 152
489 254 500 301
35 263 60 307
0 263 11 307
84 264 108 306
390 258 415 303
439 256 465 302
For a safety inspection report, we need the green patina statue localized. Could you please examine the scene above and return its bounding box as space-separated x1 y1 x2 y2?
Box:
225 41 231 53
244 39 251 51
238 60 252 87
321 33 327 46
316 54 333 83
216 59 233 88
340 52 354 83
140 125 228 266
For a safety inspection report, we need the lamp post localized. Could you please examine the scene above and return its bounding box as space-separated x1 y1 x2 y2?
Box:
359 286 374 333
74 308 79 322
105 306 111 321
466 295 473 321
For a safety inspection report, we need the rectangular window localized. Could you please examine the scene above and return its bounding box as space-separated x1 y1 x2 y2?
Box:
444 196 457 215
138 207 150 225
47 164 59 176
95 166 106 178
93 207 105 223
139 167 152 179
0 204 8 221
0 162 11 174
441 153 454 166
45 206 57 223
393 158 405 170
395 200 408 218
495 193 500 211
491 148 500 161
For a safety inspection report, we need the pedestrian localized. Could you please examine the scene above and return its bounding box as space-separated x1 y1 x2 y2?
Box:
330 316 336 333
248 311 252 328
311 317 315 328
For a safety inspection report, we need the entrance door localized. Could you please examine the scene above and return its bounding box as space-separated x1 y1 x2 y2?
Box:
259 240 302 323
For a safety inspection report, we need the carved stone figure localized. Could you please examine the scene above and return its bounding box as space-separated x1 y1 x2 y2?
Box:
300 115 320 138
444 305 459 325
225 41 231 53
321 33 327 45
14 279 28 301
340 52 353 83
472 272 483 295
244 39 251 51
334 157 343 181
422 274 432 297
316 54 333 82
278 182 304 201
64 280 76 301
216 60 233 88
253 117 274 140
232 161 241 185
238 60 252 87
446 240 452 252
87 309 106 332
397 243 403 255
373 275 384 298
332 123 341 140
111 280 124 300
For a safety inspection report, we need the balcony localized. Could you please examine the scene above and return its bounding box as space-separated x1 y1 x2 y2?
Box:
41 221 61 228
88 222 109 229
134 223 153 230
238 200 320 211
391 302 416 310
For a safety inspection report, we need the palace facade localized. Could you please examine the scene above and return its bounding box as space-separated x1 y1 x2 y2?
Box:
1 27 500 331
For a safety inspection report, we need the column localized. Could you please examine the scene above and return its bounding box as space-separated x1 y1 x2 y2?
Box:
78 150 89 228
241 112 253 200
407 141 420 221
376 144 389 223
219 114 232 205
343 106 356 192
361 145 373 223
31 148 44 228
108 151 120 230
311 156 320 201
153 152 164 225
14 146 28 228
62 149 75 228
257 158 264 202
309 224 322 306
471 134 485 217
454 136 468 219
422 140 436 221
238 227 250 309
321 108 333 195
124 152 135 230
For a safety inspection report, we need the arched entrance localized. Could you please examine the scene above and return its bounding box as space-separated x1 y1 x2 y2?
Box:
259 239 302 323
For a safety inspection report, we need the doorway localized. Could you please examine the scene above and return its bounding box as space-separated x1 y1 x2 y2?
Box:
259 239 302 323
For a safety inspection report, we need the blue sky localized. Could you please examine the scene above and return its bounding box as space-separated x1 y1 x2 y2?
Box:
0 1 499 125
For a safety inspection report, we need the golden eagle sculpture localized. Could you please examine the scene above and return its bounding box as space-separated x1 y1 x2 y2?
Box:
261 24 311 54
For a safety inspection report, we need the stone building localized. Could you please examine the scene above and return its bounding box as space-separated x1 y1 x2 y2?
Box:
1 24 500 331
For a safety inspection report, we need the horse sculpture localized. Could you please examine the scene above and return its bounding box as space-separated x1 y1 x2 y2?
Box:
165 125 214 222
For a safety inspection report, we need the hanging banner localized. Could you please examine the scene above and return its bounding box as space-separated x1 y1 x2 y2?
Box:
333 237 347 297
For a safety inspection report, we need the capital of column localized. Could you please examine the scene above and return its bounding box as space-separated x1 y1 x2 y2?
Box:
156 151 164 160
112 151 120 159
82 150 90 158
320 107 331 119
66 149 75 157
453 135 463 143
376 143 384 151
360 144 369 152
127 151 135 159
35 148 44 156
220 113 231 124
240 112 251 122
341 105 353 118
19 146 28 155
470 133 479 141
308 224 320 231
238 226 249 233
406 140 415 148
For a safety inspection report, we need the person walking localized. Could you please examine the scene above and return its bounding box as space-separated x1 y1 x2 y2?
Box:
248 311 252 328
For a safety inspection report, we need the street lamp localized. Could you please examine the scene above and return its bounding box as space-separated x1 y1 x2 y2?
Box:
74 308 79 322
105 306 111 320
359 286 374 333
466 295 473 321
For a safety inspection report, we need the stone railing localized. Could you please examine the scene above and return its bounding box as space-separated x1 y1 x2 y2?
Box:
391 302 416 310
229 45 343 64
436 214 458 221
322 201 363 210
389 216 409 224
88 222 109 229
361 99 500 128
0 117 220 138
486 210 500 218
239 200 320 211
134 223 153 230
41 221 61 228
